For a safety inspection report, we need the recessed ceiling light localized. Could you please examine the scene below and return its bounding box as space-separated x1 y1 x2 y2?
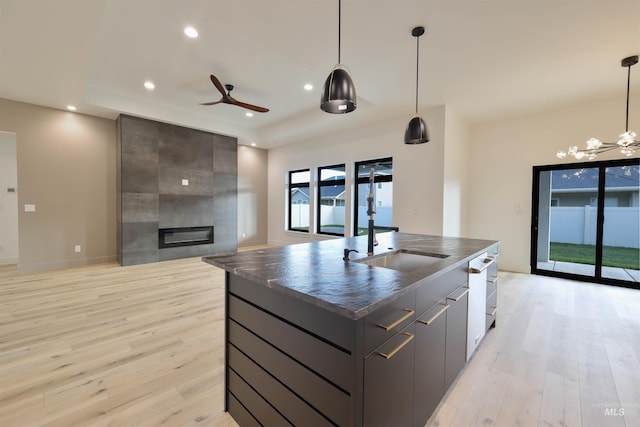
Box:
245 112 254 117
304 83 313 91
184 26 198 38
67 105 77 111
144 80 155 90
251 143 257 147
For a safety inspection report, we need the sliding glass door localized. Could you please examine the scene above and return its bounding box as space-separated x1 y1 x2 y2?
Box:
531 158 639 288
601 165 640 282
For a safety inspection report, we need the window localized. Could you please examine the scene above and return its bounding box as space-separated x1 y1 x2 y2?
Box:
354 157 394 236
317 164 346 236
288 169 310 232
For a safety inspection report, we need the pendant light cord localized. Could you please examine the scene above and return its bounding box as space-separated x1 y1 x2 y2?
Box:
625 64 631 132
338 0 341 64
415 34 419 115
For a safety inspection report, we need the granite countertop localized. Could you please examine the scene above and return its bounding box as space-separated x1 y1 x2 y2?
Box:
203 232 498 320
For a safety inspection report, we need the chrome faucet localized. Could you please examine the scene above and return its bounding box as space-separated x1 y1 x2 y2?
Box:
367 168 378 256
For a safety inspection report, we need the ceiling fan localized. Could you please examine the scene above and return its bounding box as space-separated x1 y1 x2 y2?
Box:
200 74 269 113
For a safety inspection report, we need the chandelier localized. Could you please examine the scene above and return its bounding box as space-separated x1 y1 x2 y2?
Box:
557 55 639 160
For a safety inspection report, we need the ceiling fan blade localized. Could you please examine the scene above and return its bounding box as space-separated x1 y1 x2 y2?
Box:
229 98 270 113
199 99 224 106
203 75 269 112
209 74 228 97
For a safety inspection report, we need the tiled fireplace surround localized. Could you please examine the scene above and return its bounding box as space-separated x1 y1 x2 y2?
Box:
117 114 238 266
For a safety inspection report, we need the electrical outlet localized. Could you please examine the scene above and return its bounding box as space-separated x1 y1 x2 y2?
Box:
242 232 246 238
181 179 189 186
75 245 81 253
24 204 36 212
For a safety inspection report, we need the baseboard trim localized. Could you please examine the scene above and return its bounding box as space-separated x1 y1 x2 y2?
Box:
18 255 118 273
0 256 19 266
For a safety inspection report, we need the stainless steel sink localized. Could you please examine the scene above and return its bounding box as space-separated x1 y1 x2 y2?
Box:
355 249 449 272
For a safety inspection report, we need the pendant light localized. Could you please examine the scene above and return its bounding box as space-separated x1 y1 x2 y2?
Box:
320 0 357 114
404 26 429 144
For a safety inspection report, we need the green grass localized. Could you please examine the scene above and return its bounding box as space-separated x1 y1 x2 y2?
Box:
550 242 639 270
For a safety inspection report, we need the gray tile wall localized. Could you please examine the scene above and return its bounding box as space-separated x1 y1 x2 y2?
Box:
117 114 238 266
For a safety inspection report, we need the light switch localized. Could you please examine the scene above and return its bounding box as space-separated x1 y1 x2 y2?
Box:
182 179 189 186
24 204 36 212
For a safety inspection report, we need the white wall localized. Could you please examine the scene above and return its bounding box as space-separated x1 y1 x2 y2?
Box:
237 145 268 246
0 132 19 264
443 106 470 237
267 107 448 246
467 92 640 273
0 98 117 272
394 107 446 236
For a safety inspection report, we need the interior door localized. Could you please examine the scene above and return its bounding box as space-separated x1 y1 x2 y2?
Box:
531 159 639 288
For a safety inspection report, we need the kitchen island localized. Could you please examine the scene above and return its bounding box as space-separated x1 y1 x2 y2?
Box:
203 232 499 427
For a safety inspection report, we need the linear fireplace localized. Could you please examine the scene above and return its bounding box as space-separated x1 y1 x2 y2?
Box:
159 226 214 249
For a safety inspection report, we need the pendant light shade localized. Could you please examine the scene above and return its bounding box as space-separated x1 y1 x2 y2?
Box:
404 26 429 144
321 65 357 113
321 0 356 114
404 116 429 144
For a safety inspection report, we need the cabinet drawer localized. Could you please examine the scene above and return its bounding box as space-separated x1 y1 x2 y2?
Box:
416 265 467 316
364 290 415 354
485 289 497 331
486 274 498 297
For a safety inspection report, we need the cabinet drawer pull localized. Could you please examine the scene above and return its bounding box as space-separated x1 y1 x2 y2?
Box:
468 257 495 274
417 304 449 326
376 332 414 360
487 307 497 317
447 288 469 302
377 308 414 331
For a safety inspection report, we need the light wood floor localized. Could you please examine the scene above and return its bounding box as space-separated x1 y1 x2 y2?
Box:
1 259 639 426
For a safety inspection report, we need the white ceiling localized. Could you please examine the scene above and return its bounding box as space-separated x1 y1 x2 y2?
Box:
1 0 639 149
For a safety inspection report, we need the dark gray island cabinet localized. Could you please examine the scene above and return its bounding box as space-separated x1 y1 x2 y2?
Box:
203 233 499 427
